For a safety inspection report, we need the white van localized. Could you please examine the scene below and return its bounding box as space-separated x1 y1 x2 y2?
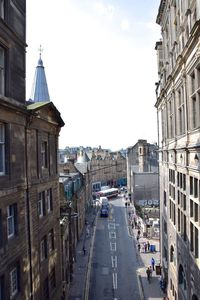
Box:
100 197 109 208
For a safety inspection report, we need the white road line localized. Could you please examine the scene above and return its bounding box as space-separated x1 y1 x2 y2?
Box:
109 231 116 239
108 223 116 230
110 242 116 251
112 272 117 290
111 255 117 268
108 218 115 223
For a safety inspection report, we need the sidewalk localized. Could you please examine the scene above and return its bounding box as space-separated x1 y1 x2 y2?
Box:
127 204 166 300
68 207 97 300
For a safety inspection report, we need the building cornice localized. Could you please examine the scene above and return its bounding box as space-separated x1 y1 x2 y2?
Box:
156 0 167 25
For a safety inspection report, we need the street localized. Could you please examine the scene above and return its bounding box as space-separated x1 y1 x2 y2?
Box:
88 196 140 300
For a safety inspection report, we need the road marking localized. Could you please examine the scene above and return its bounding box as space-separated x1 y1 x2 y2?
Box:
108 217 115 222
108 223 116 230
111 255 117 268
112 272 117 289
110 242 116 251
109 231 116 239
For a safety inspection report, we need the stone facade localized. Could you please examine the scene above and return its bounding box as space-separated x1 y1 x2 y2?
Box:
0 3 65 298
59 160 91 298
27 103 64 300
155 1 200 299
89 147 127 192
0 101 64 300
126 139 158 204
0 2 28 299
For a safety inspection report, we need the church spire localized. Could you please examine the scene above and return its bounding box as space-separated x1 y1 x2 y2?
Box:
29 46 50 102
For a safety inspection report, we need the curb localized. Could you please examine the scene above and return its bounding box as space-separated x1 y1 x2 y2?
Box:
137 272 145 300
83 212 98 300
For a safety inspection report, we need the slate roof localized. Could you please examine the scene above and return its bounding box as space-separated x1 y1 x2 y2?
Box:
29 55 50 102
27 101 65 127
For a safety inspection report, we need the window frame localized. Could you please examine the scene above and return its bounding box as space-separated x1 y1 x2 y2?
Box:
41 141 48 169
40 236 47 262
0 122 5 175
38 191 45 218
7 204 17 239
47 189 53 213
0 45 5 96
10 266 19 298
0 0 4 19
48 229 54 253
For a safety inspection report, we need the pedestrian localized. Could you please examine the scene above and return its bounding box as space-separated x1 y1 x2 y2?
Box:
151 257 155 271
82 246 86 255
137 229 140 236
161 279 167 293
144 242 147 253
132 222 134 229
136 235 139 242
86 225 90 237
147 241 150 251
137 243 141 252
146 267 151 283
149 266 153 277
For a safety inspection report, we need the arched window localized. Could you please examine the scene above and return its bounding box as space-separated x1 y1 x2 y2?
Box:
178 264 187 291
192 295 198 300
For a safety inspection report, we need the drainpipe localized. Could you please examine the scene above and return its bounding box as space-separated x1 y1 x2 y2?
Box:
25 117 33 299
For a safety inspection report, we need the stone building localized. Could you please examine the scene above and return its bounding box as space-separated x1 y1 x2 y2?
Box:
75 146 127 194
155 1 200 299
0 4 65 298
126 139 158 205
59 159 91 298
0 2 28 299
26 100 64 300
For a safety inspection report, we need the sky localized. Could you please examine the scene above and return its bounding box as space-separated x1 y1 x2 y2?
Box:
26 0 161 151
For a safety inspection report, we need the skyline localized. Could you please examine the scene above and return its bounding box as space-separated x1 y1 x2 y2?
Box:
26 0 161 151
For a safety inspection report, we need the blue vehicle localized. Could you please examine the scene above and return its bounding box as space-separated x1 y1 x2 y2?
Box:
100 207 109 217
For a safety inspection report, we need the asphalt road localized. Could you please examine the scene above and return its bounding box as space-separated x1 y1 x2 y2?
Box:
88 196 141 300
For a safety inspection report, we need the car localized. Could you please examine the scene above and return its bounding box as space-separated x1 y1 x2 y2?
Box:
100 196 109 206
101 203 109 210
100 208 109 217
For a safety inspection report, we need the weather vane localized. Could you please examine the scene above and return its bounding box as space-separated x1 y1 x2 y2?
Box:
38 44 43 58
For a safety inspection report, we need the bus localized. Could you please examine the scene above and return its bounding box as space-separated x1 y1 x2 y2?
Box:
96 188 118 199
